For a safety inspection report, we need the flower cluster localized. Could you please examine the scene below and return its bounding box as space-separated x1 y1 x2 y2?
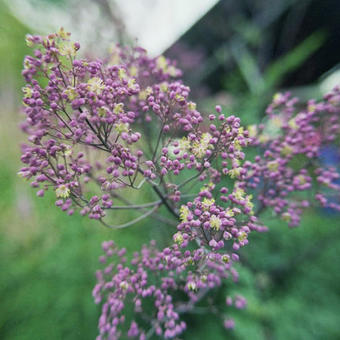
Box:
93 238 242 339
19 30 340 339
19 29 183 220
242 89 340 226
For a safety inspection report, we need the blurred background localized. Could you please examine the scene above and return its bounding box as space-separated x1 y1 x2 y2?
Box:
0 0 339 339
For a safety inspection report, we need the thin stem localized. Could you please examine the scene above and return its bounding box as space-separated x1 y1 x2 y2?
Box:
177 171 203 190
99 205 160 229
151 183 179 219
104 200 162 210
137 167 179 219
85 117 112 151
176 287 210 314
152 123 164 162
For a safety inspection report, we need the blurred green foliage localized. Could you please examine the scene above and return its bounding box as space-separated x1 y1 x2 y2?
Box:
0 1 339 339
199 30 326 126
0 1 30 89
224 30 325 124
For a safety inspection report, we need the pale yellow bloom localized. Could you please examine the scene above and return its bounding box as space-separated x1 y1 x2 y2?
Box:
245 194 254 214
281 144 293 156
58 41 77 57
192 133 212 158
87 77 105 95
156 56 167 70
119 281 129 290
187 101 197 111
64 145 72 157
288 118 298 130
247 125 258 138
202 198 215 210
173 232 184 245
282 212 291 222
55 184 70 198
210 215 222 231
229 167 242 179
267 160 279 172
187 282 197 291
22 87 33 99
138 87 153 100
238 231 247 242
64 87 78 100
118 68 127 80
98 107 108 117
129 65 138 77
225 208 234 218
160 82 168 92
113 103 124 115
128 78 138 91
57 27 70 40
179 205 190 222
114 122 129 133
234 188 245 201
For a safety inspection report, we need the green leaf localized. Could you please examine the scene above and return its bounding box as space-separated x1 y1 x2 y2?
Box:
264 31 326 89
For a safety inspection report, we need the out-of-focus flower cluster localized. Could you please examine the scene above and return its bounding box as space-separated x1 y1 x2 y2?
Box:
93 240 240 339
19 30 340 339
244 90 340 226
